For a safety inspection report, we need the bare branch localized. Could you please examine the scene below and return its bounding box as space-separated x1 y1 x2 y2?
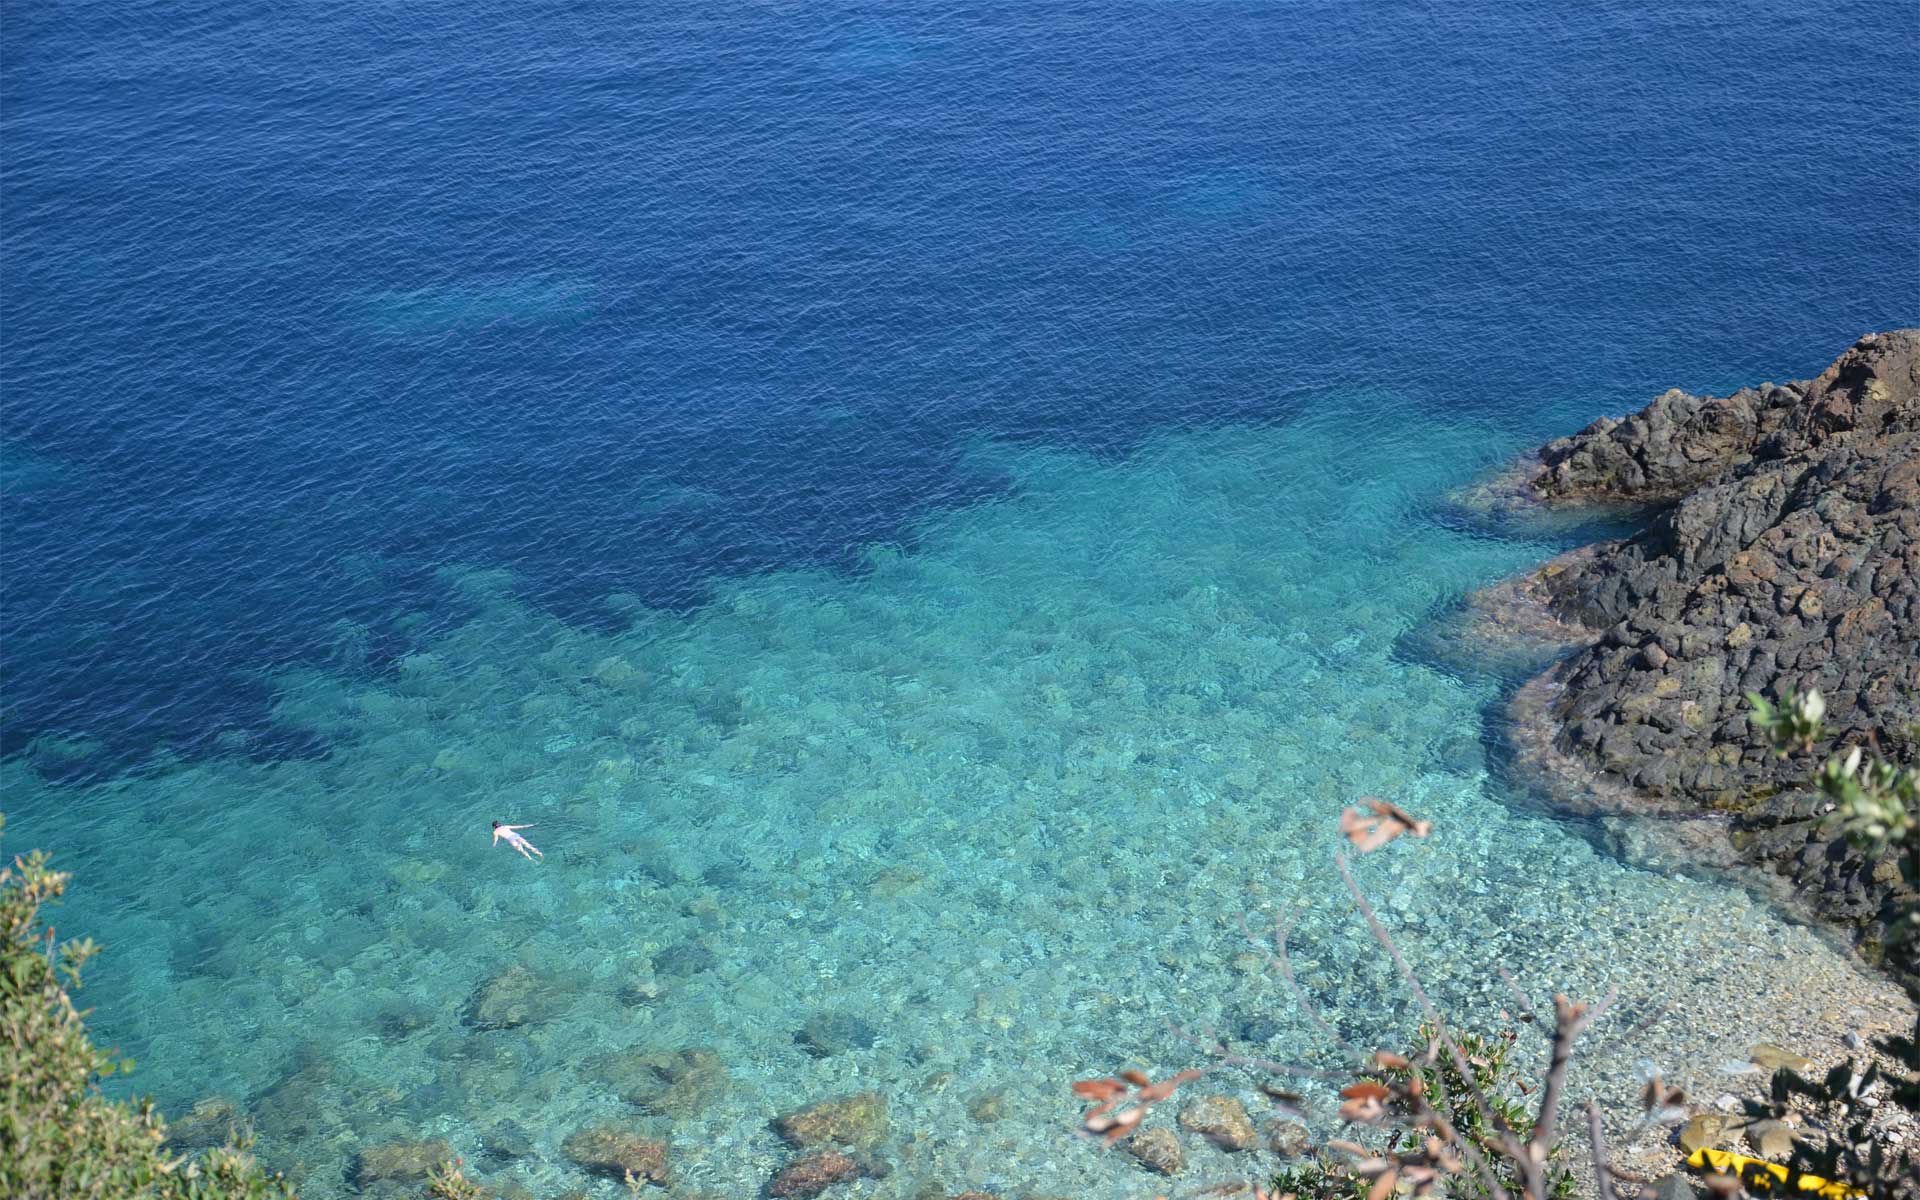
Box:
1587 1099 1618 1200
1332 852 1529 1176
1240 909 1355 1053
1167 1020 1348 1081
1531 990 1615 1163
1495 965 1539 1026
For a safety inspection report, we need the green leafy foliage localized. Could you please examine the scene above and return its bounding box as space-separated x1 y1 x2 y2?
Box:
1267 1156 1368 1200
1747 687 1829 757
0 815 298 1200
1388 1025 1576 1200
1261 1023 1577 1200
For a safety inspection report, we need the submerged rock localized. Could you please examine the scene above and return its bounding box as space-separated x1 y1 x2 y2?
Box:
560 1125 669 1185
1483 329 1920 993
768 1151 862 1198
586 1046 729 1117
164 1096 243 1150
1745 1118 1797 1159
354 1137 451 1185
1178 1095 1258 1151
796 1011 878 1057
464 964 562 1030
774 1092 888 1151
1125 1127 1185 1175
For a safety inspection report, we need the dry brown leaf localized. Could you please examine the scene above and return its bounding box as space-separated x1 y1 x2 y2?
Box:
1073 1078 1128 1102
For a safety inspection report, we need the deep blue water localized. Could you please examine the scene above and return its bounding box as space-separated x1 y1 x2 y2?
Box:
5 0 1915 770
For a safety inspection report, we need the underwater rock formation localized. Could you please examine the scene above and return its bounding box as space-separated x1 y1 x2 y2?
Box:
585 1046 728 1117
767 1151 863 1198
1486 329 1919 990
353 1138 451 1187
560 1125 670 1185
773 1091 889 1152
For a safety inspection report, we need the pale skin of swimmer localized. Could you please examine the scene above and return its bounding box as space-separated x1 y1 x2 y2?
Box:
491 821 543 860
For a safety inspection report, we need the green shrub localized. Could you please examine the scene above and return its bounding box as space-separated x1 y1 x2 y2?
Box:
1261 1023 1576 1200
1389 1024 1575 1200
0 815 297 1199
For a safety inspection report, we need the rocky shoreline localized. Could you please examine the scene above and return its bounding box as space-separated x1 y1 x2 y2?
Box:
1467 330 1920 994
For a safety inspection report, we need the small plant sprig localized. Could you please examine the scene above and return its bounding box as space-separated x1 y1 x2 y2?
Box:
1747 688 1918 857
425 1158 484 1200
1748 686 1829 756
1815 744 1918 855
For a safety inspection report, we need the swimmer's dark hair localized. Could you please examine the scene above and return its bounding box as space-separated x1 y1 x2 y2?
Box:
491 820 501 829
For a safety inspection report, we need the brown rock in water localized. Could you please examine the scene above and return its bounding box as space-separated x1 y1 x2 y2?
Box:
951 1193 1000 1200
464 964 561 1030
1178 1095 1258 1151
774 1091 888 1151
768 1151 861 1198
561 1126 669 1186
1264 1117 1312 1158
1480 329 1920 994
354 1138 451 1185
250 1046 337 1141
586 1046 728 1117
165 1096 242 1150
1125 1127 1185 1175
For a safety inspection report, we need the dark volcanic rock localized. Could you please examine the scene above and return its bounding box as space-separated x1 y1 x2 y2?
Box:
1489 330 1920 992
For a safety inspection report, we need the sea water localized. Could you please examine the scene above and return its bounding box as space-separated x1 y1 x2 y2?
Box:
3 0 1917 1196
3 407 1911 1195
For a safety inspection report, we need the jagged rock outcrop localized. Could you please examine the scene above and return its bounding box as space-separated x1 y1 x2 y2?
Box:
1490 330 1919 990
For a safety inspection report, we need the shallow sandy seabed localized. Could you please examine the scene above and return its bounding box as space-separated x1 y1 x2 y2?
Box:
7 407 1910 1199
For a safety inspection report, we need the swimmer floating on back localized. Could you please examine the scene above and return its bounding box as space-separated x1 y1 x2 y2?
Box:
491 821 543 861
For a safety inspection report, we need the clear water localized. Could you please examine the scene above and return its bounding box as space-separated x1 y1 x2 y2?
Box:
4 0 1917 1195
2 408 1907 1195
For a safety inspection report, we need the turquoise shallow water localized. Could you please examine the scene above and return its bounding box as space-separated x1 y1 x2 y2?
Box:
6 405 1904 1196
